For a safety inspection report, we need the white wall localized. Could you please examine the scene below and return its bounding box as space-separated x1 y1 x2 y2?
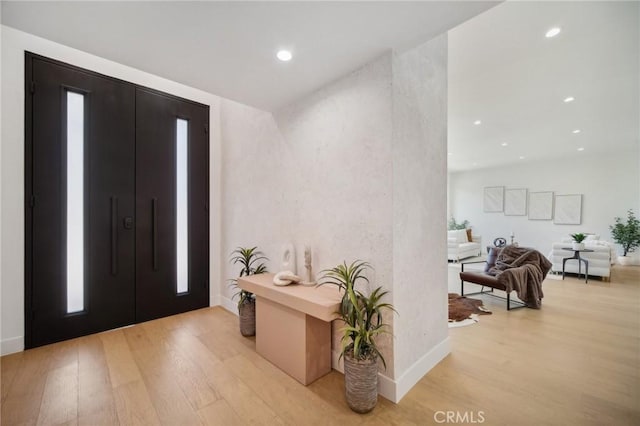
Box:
0 26 223 355
391 34 450 398
220 39 450 402
220 54 395 375
219 98 293 310
449 150 640 255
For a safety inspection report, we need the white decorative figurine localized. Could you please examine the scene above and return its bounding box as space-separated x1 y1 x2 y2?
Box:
300 246 317 286
281 243 296 274
273 271 302 286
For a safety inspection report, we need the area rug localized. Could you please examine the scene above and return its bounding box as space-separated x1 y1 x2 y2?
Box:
448 293 492 328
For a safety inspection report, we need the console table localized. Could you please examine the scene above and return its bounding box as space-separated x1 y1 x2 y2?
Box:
237 273 342 385
561 248 594 283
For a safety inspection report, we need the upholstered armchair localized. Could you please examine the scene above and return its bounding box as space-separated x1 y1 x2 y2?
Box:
448 229 482 261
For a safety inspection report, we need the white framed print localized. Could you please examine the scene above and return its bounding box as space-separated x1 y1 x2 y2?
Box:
504 188 527 216
484 186 504 213
554 194 582 225
528 191 553 221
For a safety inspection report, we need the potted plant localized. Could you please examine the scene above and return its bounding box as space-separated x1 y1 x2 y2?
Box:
610 210 640 266
448 217 470 230
319 260 395 414
229 246 268 336
570 233 587 251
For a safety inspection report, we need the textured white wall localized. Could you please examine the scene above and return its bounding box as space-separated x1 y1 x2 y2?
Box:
277 54 395 376
220 55 395 375
274 54 394 290
391 34 449 391
221 43 451 401
449 150 640 255
1 26 223 355
219 99 293 298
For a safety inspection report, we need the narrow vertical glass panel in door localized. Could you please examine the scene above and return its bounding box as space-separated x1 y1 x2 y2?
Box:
176 119 189 294
67 91 85 313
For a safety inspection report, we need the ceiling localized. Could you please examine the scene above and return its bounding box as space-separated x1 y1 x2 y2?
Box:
1 1 497 111
3 2 636 173
448 1 639 172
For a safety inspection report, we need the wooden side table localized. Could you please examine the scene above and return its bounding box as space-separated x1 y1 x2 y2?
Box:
237 273 342 385
561 248 594 283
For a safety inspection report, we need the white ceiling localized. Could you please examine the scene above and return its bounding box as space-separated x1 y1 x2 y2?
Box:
4 2 636 173
448 1 639 172
1 0 497 111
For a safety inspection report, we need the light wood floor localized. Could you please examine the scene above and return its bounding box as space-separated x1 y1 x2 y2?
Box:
2 266 639 425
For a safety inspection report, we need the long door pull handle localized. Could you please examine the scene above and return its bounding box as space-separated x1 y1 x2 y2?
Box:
152 198 158 271
110 196 118 275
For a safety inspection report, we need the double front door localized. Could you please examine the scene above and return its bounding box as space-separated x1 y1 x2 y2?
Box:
26 54 209 348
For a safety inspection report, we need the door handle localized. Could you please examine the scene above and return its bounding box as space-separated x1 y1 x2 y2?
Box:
110 196 118 276
123 217 133 229
152 198 158 271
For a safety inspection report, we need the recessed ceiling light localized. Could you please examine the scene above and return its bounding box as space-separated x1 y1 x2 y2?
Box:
276 50 292 62
545 27 561 38
572 129 581 134
473 120 482 125
519 156 525 160
501 142 508 147
577 147 585 151
564 96 575 103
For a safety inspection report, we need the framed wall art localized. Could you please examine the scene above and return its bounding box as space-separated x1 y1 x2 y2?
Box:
554 194 582 225
483 186 504 213
528 191 553 220
504 188 527 216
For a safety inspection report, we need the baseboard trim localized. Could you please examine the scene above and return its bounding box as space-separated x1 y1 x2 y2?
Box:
330 338 449 403
220 295 238 316
1 336 24 356
394 337 451 402
377 371 396 402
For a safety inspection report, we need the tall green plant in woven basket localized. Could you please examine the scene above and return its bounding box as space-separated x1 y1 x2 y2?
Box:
229 246 268 336
319 260 395 413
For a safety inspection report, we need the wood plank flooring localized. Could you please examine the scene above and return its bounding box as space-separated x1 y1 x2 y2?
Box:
2 265 639 425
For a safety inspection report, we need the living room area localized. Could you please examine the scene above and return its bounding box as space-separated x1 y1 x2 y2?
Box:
446 1 638 277
444 2 639 423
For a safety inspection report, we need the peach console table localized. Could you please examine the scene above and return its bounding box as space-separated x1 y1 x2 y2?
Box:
237 273 342 385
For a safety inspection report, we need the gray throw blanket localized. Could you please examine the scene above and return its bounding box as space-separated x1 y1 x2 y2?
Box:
488 246 552 309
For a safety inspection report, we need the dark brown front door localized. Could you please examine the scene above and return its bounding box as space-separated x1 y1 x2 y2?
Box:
27 54 136 347
135 88 210 322
25 53 209 348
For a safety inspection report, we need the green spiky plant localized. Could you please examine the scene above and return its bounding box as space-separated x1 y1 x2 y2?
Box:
610 210 640 257
570 233 587 243
229 246 268 308
319 260 395 369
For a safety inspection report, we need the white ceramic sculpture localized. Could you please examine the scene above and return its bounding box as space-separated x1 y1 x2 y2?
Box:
281 243 296 274
273 270 302 286
300 246 317 286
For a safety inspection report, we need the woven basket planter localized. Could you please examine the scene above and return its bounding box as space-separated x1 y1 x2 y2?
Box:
238 300 256 337
344 352 378 413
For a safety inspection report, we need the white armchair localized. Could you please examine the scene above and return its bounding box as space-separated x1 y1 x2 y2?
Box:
448 229 482 262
